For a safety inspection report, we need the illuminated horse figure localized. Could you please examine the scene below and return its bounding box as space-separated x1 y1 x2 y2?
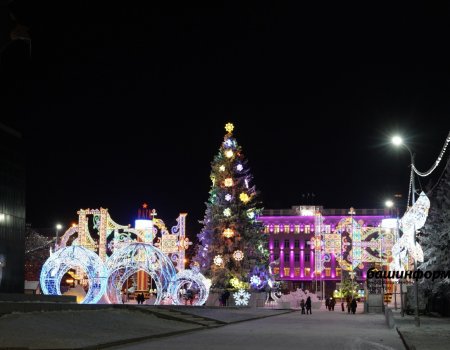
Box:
390 191 430 273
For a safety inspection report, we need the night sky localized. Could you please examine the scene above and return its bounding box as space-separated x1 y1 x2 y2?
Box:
2 2 450 243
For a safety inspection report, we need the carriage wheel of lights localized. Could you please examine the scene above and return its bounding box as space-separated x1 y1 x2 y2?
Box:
40 246 108 304
105 242 176 305
170 269 211 306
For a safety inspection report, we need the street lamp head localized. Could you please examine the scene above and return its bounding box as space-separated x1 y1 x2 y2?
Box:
56 224 62 230
392 135 403 146
385 200 394 208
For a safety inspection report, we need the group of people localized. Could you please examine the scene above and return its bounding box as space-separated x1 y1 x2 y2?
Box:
136 292 146 304
346 296 358 314
325 296 336 311
299 296 312 314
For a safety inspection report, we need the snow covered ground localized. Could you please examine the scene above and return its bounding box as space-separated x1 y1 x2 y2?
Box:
0 308 200 349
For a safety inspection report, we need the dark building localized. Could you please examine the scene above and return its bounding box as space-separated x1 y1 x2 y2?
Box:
0 123 26 293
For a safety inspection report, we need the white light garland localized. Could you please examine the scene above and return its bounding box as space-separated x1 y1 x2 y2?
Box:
225 194 232 201
223 208 232 217
213 255 223 266
233 289 251 306
170 269 210 306
412 131 450 177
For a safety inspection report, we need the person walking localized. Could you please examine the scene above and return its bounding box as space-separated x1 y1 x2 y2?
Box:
300 299 305 314
306 296 312 314
351 298 357 314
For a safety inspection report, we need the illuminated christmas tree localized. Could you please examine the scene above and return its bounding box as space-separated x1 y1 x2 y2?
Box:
194 123 268 290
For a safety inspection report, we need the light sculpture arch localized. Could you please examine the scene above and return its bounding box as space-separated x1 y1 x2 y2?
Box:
105 242 176 304
170 268 210 306
39 246 108 304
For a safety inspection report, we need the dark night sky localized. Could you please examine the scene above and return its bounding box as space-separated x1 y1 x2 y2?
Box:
2 2 450 242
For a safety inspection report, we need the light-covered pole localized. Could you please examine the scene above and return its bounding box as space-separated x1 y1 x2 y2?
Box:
55 224 62 250
392 135 420 327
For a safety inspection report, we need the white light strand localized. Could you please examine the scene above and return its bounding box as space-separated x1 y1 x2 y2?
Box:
412 131 450 177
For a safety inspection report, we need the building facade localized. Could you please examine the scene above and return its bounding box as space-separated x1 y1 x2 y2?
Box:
0 123 26 293
258 205 394 298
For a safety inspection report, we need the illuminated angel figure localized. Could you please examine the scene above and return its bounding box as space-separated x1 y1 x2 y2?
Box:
390 191 430 272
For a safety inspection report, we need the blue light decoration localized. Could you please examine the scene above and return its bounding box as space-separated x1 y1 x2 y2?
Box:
39 246 108 304
105 242 177 305
249 265 269 290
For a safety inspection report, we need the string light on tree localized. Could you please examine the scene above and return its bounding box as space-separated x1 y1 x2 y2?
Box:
236 164 243 172
225 150 234 158
223 208 232 217
219 165 225 172
250 275 261 286
225 194 232 201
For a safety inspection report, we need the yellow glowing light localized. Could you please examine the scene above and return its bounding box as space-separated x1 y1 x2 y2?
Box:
219 165 225 171
224 178 234 187
230 277 240 288
239 192 250 203
225 122 234 133
223 228 234 238
225 150 234 158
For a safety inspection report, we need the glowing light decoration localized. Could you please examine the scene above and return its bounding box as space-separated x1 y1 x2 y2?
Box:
161 234 178 253
233 250 244 261
391 192 429 270
229 277 241 288
223 208 232 217
233 289 251 306
224 139 233 148
224 178 234 187
213 255 223 266
223 228 234 238
105 243 176 305
247 210 255 219
170 269 210 306
225 150 234 158
239 193 250 203
250 275 261 286
219 165 225 172
40 246 108 304
236 164 243 172
225 194 232 201
225 122 234 133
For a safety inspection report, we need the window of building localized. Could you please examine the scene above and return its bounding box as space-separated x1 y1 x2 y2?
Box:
305 253 310 262
294 268 300 276
284 239 289 248
274 254 279 261
325 268 331 277
294 253 299 262
274 240 279 248
273 267 280 275
336 268 341 277
305 267 310 276
295 224 300 234
294 240 299 248
284 224 289 232
264 225 270 233
305 225 310 233
274 225 279 234
284 267 290 276
284 254 289 262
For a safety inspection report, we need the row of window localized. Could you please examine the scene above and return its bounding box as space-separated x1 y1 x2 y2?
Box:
273 253 310 262
272 267 342 277
273 239 310 248
265 224 333 234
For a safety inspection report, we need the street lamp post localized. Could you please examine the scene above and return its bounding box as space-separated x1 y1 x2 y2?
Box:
392 136 420 327
55 224 62 250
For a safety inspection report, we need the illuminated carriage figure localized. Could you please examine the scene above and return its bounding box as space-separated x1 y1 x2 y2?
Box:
40 204 210 304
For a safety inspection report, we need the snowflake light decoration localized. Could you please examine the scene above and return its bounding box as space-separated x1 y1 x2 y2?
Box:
225 150 234 158
219 165 225 172
247 210 255 219
225 194 232 201
233 250 244 261
223 208 231 217
239 192 250 203
224 178 233 187
233 289 251 306
225 122 234 133
236 164 243 171
250 275 261 286
213 255 223 266
223 228 234 238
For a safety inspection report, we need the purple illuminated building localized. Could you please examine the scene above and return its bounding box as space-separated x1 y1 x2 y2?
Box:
258 205 394 298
